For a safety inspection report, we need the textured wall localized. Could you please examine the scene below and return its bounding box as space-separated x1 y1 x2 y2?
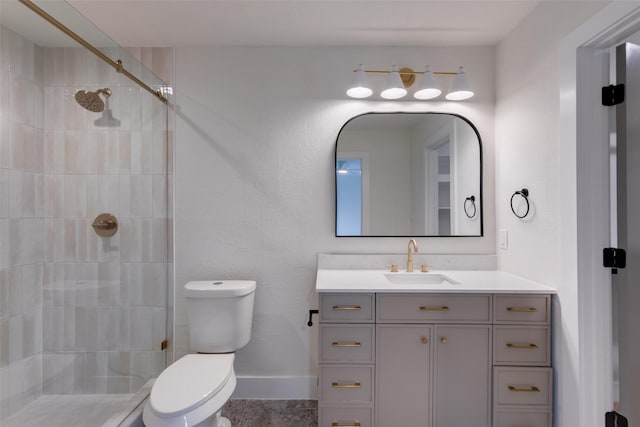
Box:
174 46 496 392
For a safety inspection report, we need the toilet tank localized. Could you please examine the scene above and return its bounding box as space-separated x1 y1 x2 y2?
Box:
185 280 256 353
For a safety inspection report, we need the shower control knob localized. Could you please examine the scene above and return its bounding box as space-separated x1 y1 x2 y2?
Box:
91 213 118 237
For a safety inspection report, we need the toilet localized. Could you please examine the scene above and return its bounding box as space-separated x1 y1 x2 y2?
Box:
143 280 256 427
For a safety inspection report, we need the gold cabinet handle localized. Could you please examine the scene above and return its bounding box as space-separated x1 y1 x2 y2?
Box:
420 306 449 311
332 305 361 311
440 337 448 344
332 423 361 427
332 341 361 348
508 385 540 392
507 343 539 349
421 337 429 344
332 381 361 389
507 307 538 313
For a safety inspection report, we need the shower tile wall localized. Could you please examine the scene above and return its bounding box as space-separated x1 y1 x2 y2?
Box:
0 24 169 421
40 45 167 395
0 26 45 420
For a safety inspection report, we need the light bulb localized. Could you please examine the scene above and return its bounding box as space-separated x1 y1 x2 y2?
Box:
380 65 407 99
446 66 474 101
414 66 442 100
346 64 373 99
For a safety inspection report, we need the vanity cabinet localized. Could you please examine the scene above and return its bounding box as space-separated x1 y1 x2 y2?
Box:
376 325 432 426
376 295 491 427
492 295 552 427
319 294 375 427
317 292 552 427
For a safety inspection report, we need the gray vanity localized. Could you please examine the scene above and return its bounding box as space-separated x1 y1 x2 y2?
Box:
315 256 554 427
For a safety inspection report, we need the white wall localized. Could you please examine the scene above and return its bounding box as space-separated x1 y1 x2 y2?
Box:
174 46 495 394
495 2 609 426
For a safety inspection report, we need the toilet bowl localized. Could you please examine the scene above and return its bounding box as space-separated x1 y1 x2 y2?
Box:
143 280 256 427
143 354 236 427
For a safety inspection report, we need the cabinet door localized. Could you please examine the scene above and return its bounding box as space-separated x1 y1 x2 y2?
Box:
434 325 491 427
376 325 432 427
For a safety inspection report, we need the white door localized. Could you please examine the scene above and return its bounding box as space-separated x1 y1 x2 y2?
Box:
612 42 640 423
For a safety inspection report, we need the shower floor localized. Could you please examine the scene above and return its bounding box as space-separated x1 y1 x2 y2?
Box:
3 394 134 427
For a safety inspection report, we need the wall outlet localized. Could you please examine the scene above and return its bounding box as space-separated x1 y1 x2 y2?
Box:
499 229 508 249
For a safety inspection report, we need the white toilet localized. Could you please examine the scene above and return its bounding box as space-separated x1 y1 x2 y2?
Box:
143 280 256 427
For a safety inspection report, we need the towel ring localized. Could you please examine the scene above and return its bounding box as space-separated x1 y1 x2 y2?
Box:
510 188 530 219
464 196 477 219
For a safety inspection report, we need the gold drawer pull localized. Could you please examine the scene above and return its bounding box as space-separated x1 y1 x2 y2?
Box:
332 423 361 427
420 306 449 312
508 385 541 393
332 341 362 348
507 307 538 313
421 337 429 344
332 381 361 389
507 343 539 349
332 305 362 311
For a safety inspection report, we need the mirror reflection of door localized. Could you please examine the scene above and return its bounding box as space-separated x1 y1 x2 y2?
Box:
336 153 369 235
424 123 454 235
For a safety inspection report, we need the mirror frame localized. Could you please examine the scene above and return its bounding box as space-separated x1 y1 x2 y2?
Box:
335 112 484 237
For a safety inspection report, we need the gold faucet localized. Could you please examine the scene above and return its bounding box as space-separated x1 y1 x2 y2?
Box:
407 239 419 272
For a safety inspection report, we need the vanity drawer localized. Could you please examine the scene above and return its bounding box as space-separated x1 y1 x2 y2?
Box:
320 325 375 364
377 294 491 323
494 408 551 427
494 367 552 406
494 295 550 324
320 366 374 403
321 294 375 323
319 405 373 427
493 326 550 366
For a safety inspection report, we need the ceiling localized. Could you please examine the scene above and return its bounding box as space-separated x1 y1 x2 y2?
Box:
63 0 543 47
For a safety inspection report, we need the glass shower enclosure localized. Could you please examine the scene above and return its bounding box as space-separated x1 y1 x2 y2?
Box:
0 1 171 425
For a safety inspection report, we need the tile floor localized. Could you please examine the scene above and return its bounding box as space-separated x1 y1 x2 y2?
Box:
222 400 318 427
2 396 318 426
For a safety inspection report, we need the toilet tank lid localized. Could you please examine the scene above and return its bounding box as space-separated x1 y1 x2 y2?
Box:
185 280 256 298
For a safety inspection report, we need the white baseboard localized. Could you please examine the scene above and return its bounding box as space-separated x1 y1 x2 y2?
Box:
232 376 318 400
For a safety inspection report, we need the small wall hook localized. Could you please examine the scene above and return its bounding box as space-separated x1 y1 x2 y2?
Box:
510 188 530 219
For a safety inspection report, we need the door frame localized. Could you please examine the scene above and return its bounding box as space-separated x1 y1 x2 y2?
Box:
560 4 640 426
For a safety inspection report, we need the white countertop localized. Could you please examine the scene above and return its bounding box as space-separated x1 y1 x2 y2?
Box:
315 269 556 294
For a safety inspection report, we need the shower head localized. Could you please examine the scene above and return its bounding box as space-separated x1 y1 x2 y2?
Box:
74 88 112 112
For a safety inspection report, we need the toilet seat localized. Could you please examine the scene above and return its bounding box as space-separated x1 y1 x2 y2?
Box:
144 353 236 427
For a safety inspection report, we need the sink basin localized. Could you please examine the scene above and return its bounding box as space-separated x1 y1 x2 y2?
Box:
384 273 459 285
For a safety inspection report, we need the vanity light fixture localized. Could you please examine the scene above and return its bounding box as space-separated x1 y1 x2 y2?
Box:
380 65 408 100
347 64 473 101
346 64 373 99
445 66 474 100
414 66 442 100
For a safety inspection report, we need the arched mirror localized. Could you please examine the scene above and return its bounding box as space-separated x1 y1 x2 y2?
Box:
336 112 483 237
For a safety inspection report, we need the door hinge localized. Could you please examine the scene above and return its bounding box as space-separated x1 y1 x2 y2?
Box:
602 84 625 106
605 411 628 427
161 339 168 350
603 247 626 273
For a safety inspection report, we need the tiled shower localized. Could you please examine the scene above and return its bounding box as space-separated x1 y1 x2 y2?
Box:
0 10 172 423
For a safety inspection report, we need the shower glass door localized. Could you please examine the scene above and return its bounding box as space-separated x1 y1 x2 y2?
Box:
0 1 170 423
